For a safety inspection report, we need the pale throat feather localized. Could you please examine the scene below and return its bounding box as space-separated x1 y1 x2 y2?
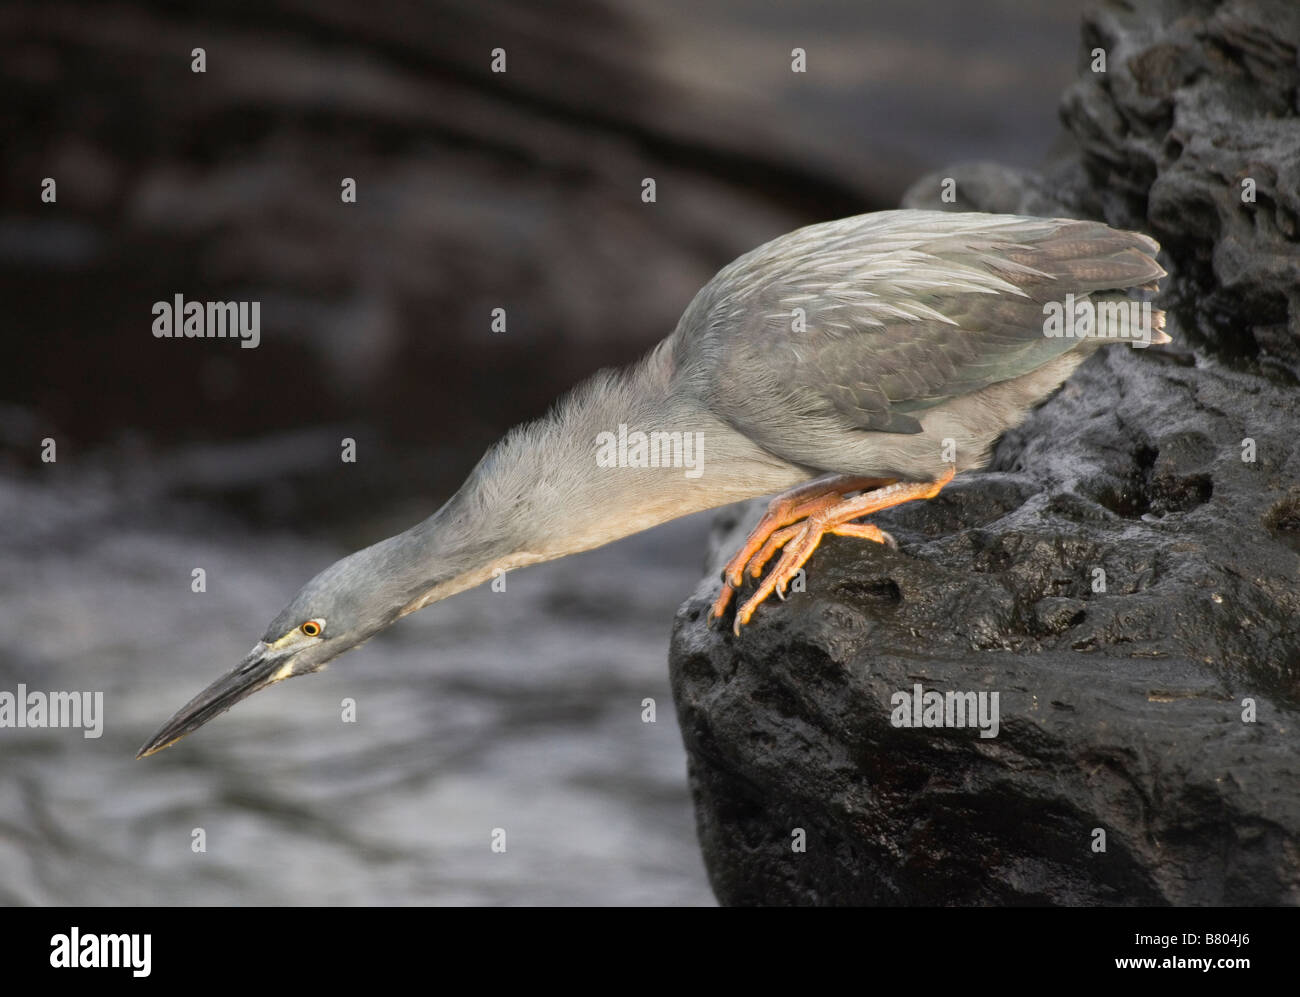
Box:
394 344 808 618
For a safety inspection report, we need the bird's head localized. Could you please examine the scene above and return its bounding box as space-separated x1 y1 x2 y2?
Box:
136 543 407 759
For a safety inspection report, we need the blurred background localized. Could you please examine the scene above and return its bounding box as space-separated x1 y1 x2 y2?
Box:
1 0 1087 905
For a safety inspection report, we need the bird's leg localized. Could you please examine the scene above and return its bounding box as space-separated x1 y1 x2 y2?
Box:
709 475 895 622
745 519 895 582
727 467 956 635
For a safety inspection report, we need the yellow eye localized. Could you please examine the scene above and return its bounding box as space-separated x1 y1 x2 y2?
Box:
300 621 321 637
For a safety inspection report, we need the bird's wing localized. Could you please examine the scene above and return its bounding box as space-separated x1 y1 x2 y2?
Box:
677 210 1164 459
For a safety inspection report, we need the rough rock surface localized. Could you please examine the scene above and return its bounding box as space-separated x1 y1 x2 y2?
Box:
669 0 1300 905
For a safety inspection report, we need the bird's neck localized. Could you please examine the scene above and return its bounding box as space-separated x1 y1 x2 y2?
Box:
386 341 806 617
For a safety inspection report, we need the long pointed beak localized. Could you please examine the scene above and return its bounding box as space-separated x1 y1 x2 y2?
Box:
136 643 291 759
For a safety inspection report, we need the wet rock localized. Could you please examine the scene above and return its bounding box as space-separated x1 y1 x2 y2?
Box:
671 0 1300 905
908 0 1300 380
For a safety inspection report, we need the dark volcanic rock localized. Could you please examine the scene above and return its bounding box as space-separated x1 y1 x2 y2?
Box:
674 352 1300 906
909 0 1300 380
670 0 1300 906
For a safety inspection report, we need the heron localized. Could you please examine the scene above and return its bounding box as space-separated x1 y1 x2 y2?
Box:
137 209 1167 759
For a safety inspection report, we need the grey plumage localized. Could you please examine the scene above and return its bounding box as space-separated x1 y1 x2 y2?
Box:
680 210 1165 477
138 209 1167 758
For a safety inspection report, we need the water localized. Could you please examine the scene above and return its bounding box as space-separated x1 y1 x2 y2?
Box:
0 469 716 906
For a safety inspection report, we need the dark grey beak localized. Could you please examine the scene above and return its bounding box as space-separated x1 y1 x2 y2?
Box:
136 643 289 759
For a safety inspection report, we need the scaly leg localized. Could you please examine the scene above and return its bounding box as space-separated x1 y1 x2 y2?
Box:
709 475 895 623
723 467 957 635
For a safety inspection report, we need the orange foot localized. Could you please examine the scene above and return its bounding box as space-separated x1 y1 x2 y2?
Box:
709 467 956 635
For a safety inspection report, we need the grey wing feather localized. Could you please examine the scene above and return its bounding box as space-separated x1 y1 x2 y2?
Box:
675 210 1164 465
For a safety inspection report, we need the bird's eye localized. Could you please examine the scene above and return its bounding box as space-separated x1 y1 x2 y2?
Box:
300 621 322 637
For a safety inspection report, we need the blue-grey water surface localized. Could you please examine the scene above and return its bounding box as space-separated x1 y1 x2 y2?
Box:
0 468 716 905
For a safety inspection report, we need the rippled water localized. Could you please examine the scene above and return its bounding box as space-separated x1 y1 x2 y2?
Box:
0 471 716 905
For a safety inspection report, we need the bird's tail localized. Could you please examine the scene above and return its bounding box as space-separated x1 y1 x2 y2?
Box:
1027 221 1170 349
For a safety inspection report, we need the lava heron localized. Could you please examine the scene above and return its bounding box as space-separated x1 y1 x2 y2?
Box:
138 209 1167 758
